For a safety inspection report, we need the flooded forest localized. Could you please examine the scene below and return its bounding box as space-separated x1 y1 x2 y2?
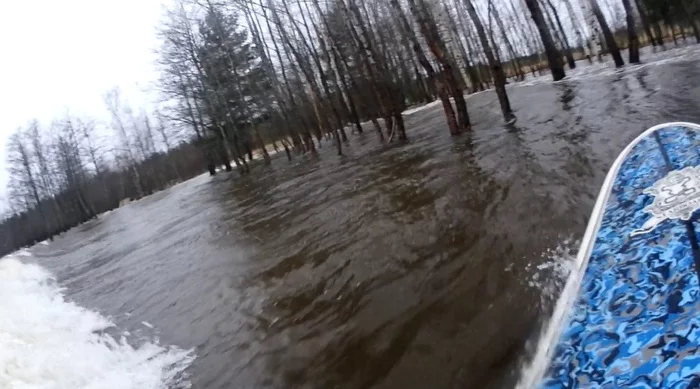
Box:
4 0 699 253
3 0 700 388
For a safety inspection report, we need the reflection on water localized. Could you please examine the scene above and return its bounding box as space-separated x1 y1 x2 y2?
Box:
31 45 700 389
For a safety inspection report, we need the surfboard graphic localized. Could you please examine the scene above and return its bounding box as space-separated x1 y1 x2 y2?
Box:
531 123 700 388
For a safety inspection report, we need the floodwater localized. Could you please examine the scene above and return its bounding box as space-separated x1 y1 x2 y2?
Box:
6 44 700 389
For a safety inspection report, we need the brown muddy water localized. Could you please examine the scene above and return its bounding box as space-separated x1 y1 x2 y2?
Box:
25 45 700 389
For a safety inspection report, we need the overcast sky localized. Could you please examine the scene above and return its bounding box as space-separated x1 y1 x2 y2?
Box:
0 0 172 210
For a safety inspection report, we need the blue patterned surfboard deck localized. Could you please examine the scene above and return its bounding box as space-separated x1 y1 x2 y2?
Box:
529 123 700 388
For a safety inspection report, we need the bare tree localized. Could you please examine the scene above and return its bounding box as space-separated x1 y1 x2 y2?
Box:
104 88 145 198
389 0 460 135
589 0 625 67
621 0 640 63
464 0 516 122
77 117 105 178
55 118 95 220
524 0 566 80
6 129 48 236
544 0 576 68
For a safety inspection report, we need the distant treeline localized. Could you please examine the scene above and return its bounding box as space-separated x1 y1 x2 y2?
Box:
0 114 210 256
3 0 700 256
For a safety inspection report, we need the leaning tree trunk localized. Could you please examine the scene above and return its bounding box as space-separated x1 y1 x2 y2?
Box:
463 0 515 122
589 0 625 67
524 0 566 81
621 0 640 63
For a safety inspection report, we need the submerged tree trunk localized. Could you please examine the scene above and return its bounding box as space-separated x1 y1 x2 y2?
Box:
621 0 640 63
463 0 515 122
589 0 624 67
524 0 566 80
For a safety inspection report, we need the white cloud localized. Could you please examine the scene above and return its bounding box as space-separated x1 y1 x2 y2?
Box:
0 0 172 210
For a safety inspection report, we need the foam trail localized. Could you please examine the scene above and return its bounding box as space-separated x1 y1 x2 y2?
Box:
514 241 577 389
517 273 583 389
0 253 195 389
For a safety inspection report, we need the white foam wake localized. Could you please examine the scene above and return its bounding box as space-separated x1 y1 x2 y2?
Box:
514 241 578 389
0 253 195 389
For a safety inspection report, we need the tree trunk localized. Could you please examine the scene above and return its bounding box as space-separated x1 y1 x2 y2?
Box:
524 0 566 81
639 0 666 47
633 0 658 46
455 0 487 90
680 0 700 42
269 0 324 144
356 0 408 140
255 127 271 165
341 0 400 140
561 0 588 55
311 0 363 135
337 40 379 131
334 49 363 134
509 0 548 70
545 0 576 69
407 0 471 131
284 0 347 145
302 1 355 141
668 23 678 46
441 1 481 86
491 3 525 81
589 0 625 67
621 0 640 63
389 0 460 135
371 118 385 143
259 1 307 151
282 139 292 161
653 20 666 46
463 0 515 122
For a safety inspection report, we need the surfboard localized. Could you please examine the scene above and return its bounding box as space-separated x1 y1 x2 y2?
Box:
526 122 700 388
